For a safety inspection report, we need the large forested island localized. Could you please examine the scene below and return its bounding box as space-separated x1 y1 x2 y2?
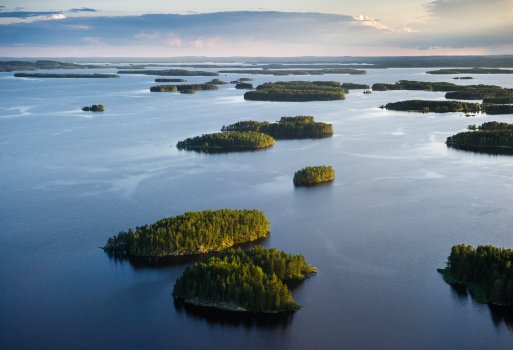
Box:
150 84 218 94
438 244 513 306
0 59 111 72
218 68 366 75
103 209 270 258
446 122 513 153
118 69 219 76
428 68 513 74
222 116 333 139
244 81 346 102
173 246 316 313
177 131 276 152
293 166 335 186
14 73 120 78
382 100 481 113
372 80 462 92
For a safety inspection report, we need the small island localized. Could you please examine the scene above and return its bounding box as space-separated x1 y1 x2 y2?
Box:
155 78 186 82
150 84 218 94
103 209 270 258
382 100 481 113
293 166 335 186
244 81 346 102
177 131 276 152
453 76 474 80
118 69 219 76
235 82 254 89
438 244 513 306
222 116 333 139
82 104 105 112
173 246 316 313
14 73 120 78
446 121 513 153
427 68 513 75
207 78 228 85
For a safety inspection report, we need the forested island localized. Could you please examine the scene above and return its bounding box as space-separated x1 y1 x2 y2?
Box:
428 68 513 75
103 209 270 258
341 83 370 89
222 116 333 139
218 68 366 75
438 244 513 306
293 166 335 186
118 69 219 76
155 78 186 82
82 104 105 112
0 60 111 72
382 100 481 113
14 73 120 78
207 79 228 85
173 246 316 313
235 83 254 89
177 131 276 152
446 122 513 153
150 84 218 94
453 77 474 80
372 80 461 92
244 81 346 102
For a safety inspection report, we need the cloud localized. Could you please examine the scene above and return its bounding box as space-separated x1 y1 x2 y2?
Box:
0 11 63 18
0 10 511 55
68 8 97 13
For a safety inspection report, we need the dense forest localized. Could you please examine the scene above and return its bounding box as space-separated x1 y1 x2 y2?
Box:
244 81 346 102
222 116 333 139
150 84 218 94
177 131 276 152
446 122 513 152
173 246 316 313
155 78 186 82
341 83 370 89
118 69 219 76
382 100 481 113
207 79 228 85
235 83 254 89
293 166 335 186
14 73 119 78
103 209 270 257
445 86 513 103
0 60 111 72
427 68 513 74
438 244 513 306
82 104 105 112
372 80 461 92
218 68 366 75
484 105 513 115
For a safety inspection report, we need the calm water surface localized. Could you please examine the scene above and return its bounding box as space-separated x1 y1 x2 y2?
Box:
1 67 513 349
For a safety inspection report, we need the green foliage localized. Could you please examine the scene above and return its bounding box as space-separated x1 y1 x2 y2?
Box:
207 79 228 85
150 84 218 93
118 69 219 76
103 209 270 257
293 166 335 186
155 78 186 82
341 83 370 90
484 105 513 115
440 244 513 306
219 68 366 75
428 68 513 74
222 116 333 139
244 81 346 102
82 104 105 112
14 73 119 78
177 131 276 152
447 122 513 152
173 246 316 313
372 80 460 92
383 100 481 113
235 83 254 89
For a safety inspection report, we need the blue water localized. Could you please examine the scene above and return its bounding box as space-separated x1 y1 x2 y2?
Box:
1 67 513 349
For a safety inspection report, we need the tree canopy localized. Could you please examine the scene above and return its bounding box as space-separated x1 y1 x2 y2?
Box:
244 81 346 102
177 131 276 152
173 246 316 313
293 166 335 186
103 209 270 257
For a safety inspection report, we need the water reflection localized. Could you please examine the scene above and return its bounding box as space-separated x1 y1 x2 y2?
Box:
488 304 513 331
174 299 294 329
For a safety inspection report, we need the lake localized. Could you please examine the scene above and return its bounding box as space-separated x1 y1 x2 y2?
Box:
1 66 513 349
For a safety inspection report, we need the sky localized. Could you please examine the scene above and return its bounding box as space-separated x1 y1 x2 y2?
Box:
0 0 512 57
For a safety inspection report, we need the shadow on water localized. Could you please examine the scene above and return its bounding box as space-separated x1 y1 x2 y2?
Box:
176 147 274 154
447 144 513 156
488 304 513 331
173 299 294 329
104 237 269 269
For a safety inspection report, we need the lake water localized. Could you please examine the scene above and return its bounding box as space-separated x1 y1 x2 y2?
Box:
1 67 513 349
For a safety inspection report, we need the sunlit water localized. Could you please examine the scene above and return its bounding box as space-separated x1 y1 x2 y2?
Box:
1 67 513 349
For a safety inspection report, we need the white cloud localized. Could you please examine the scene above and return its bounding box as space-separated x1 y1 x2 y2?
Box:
168 34 183 47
